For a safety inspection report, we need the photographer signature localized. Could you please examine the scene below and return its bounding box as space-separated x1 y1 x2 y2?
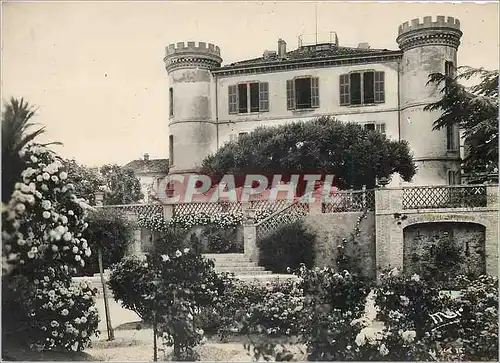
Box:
428 310 462 331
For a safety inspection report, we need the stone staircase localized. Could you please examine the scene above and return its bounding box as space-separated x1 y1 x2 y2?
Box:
74 254 294 297
203 253 272 275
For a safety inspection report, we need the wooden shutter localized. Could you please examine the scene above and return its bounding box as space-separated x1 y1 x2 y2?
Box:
311 77 319 108
374 71 385 103
376 123 386 135
286 80 295 110
259 82 269 112
228 85 238 114
339 74 350 105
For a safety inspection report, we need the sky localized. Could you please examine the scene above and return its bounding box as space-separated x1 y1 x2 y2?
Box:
2 1 499 167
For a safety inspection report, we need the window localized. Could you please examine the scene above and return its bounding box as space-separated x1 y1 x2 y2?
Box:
169 87 174 117
447 170 459 185
376 123 386 135
169 135 174 166
445 61 455 94
286 77 319 110
364 123 386 136
238 132 248 140
339 71 385 106
446 124 458 151
228 82 269 114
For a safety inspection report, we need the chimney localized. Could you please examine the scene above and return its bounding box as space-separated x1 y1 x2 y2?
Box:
278 38 286 59
144 153 150 161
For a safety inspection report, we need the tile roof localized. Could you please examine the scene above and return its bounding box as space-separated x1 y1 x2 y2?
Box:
223 44 400 68
124 159 169 174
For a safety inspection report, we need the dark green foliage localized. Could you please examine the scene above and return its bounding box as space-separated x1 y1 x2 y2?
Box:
257 221 316 273
100 164 143 205
425 67 499 183
201 116 416 190
202 226 242 253
1 97 60 203
79 208 135 276
63 160 104 206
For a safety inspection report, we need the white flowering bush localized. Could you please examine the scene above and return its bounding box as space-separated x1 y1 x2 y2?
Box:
28 268 100 351
2 144 92 275
137 209 272 232
216 279 304 339
109 247 229 361
2 143 100 353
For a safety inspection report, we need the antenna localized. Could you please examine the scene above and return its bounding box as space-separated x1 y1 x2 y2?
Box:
315 3 318 44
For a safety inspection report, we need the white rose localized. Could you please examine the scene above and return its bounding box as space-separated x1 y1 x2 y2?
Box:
68 210 74 216
410 274 420 282
60 216 68 224
59 171 68 180
401 330 416 343
72 246 78 254
51 245 59 252
61 309 69 316
15 203 26 213
51 176 59 183
75 255 81 262
175 250 182 257
42 211 51 219
42 173 50 180
63 232 72 241
379 343 389 356
36 175 43 182
41 200 52 210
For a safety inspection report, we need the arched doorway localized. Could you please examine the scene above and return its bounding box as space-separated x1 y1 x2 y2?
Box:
403 222 486 286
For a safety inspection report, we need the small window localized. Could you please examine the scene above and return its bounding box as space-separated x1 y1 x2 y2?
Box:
447 170 459 185
340 71 385 106
364 123 375 131
169 135 174 166
238 132 248 140
376 123 386 135
169 88 174 117
445 61 454 94
229 82 269 114
228 85 237 114
286 77 320 110
238 84 248 113
446 124 458 151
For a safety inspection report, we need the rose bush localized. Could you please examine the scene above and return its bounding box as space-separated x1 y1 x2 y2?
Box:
2 144 92 276
28 268 100 352
2 143 100 353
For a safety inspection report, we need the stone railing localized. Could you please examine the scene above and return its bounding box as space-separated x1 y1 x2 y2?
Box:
402 185 489 210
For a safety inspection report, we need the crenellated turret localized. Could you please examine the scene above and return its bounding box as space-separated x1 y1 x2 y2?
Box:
397 16 463 186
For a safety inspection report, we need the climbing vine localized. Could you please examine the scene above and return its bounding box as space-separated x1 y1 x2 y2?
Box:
336 208 369 275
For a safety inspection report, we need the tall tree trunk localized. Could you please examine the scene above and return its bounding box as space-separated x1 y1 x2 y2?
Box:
98 245 114 341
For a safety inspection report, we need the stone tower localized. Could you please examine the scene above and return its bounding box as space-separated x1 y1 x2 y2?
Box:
397 16 463 186
163 42 222 177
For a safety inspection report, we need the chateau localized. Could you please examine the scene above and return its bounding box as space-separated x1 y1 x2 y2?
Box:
164 15 464 188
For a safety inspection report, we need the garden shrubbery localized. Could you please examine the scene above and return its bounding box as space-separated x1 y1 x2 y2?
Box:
257 221 316 273
2 143 100 352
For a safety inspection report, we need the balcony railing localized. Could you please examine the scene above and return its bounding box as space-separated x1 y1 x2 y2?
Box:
402 185 488 210
322 189 375 213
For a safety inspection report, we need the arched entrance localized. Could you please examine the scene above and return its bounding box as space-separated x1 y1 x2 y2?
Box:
403 222 486 285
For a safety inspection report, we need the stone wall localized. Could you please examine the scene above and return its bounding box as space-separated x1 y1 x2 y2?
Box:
302 212 376 278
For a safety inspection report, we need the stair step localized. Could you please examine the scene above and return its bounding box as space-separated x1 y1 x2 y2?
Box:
214 264 260 269
215 266 266 272
203 254 247 260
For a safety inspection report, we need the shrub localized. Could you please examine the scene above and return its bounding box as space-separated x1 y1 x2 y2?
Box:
201 226 242 253
296 266 372 361
257 221 316 273
216 279 304 339
2 266 100 352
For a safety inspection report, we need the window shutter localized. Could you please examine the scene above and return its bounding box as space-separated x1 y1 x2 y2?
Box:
374 72 385 103
286 80 295 110
311 77 319 108
259 82 269 112
376 123 386 135
228 85 238 114
339 74 350 105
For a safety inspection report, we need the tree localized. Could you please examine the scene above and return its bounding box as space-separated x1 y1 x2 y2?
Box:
100 164 143 205
425 66 499 183
201 116 416 191
63 159 105 206
1 98 60 203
